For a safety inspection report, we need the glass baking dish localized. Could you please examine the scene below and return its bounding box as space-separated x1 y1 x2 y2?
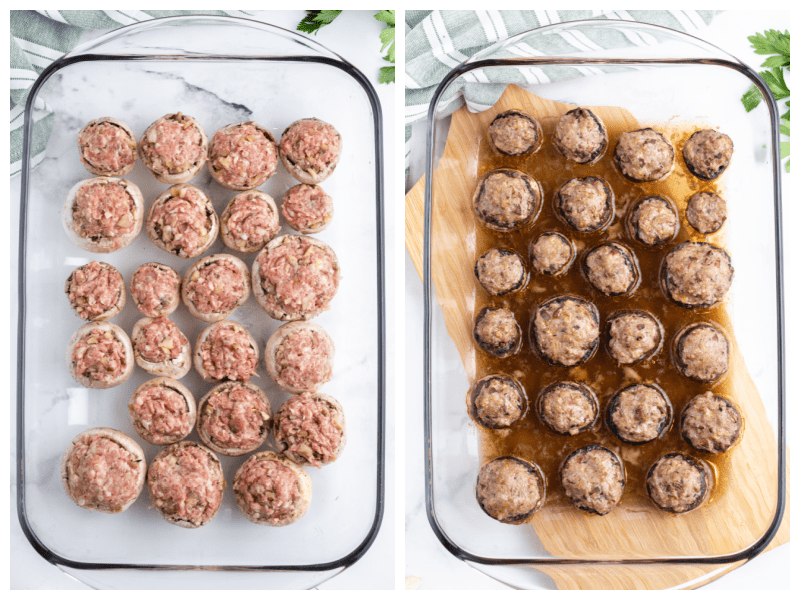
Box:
16 16 385 589
422 20 785 582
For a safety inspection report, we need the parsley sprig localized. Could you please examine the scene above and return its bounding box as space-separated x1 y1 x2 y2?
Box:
740 29 790 172
295 10 396 85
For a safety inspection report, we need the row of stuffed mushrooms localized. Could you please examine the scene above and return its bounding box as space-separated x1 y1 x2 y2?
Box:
78 114 342 187
64 178 335 256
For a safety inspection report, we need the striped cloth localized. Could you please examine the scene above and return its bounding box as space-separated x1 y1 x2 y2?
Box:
405 10 721 168
10 10 257 178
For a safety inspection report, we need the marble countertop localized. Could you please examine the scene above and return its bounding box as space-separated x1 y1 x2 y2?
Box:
10 10 395 590
404 10 792 590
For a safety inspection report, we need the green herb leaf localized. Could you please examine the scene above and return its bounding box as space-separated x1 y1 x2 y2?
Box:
379 24 395 52
296 10 342 35
379 66 395 84
741 85 763 112
781 119 790 137
781 101 790 122
374 10 395 26
749 29 790 60
761 54 790 69
761 67 790 101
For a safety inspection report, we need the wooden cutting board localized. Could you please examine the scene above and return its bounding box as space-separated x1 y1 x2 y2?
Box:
405 84 789 589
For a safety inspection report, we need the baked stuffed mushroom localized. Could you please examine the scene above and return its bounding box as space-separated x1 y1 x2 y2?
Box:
139 112 208 184
661 242 733 308
646 452 712 514
182 254 250 322
473 169 542 232
473 306 521 358
474 248 527 295
252 234 341 321
626 196 678 246
220 190 281 253
77 117 137 177
614 128 674 182
673 322 729 383
265 321 335 394
207 121 278 190
273 392 346 468
529 232 575 275
582 242 639 296
560 445 625 515
128 377 196 445
61 427 146 514
65 261 126 321
607 310 663 365
537 381 599 436
555 177 614 233
553 107 608 164
680 391 743 454
147 441 224 528
281 184 334 234
63 177 144 253
476 456 546 524
683 129 734 181
194 320 259 383
531 296 600 367
686 192 727 234
131 316 192 379
233 450 312 526
468 374 527 430
279 117 342 184
487 109 543 156
129 262 181 318
67 322 133 389
147 184 219 259
197 381 272 457
607 383 672 445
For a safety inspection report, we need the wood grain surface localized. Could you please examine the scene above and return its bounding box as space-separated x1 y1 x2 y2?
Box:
405 84 788 589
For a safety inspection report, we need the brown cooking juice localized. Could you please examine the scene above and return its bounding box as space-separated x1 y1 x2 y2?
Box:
471 114 734 514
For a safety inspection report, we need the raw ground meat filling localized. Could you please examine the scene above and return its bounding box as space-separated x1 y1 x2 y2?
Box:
226 194 279 249
258 237 339 315
150 187 212 257
135 317 188 363
202 385 270 450
148 445 222 525
131 266 179 316
186 260 244 315
211 124 277 188
132 387 192 444
72 329 128 383
67 435 140 508
280 121 340 172
282 185 333 231
276 394 342 467
143 117 203 175
199 324 258 381
73 181 136 245
234 459 301 524
79 123 136 173
68 262 122 320
275 329 333 390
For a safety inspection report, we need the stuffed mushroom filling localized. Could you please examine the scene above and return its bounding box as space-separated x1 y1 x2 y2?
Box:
186 259 245 315
132 386 192 444
280 120 341 173
79 122 136 173
72 328 128 383
258 237 339 316
68 262 123 320
282 184 333 231
201 384 270 451
234 459 302 524
225 193 279 250
72 181 136 246
149 187 213 257
67 434 140 509
198 323 258 382
210 123 277 188
274 329 334 391
148 445 222 525
275 393 343 467
131 265 180 317
135 317 187 363
141 114 204 175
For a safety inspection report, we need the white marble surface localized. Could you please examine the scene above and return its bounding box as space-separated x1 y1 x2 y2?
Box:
404 10 792 589
10 10 395 590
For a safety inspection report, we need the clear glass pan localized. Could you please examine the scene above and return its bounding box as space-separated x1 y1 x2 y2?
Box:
17 16 385 589
423 20 785 575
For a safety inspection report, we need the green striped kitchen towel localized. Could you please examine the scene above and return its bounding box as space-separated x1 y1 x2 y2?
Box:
405 10 721 167
10 10 257 178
